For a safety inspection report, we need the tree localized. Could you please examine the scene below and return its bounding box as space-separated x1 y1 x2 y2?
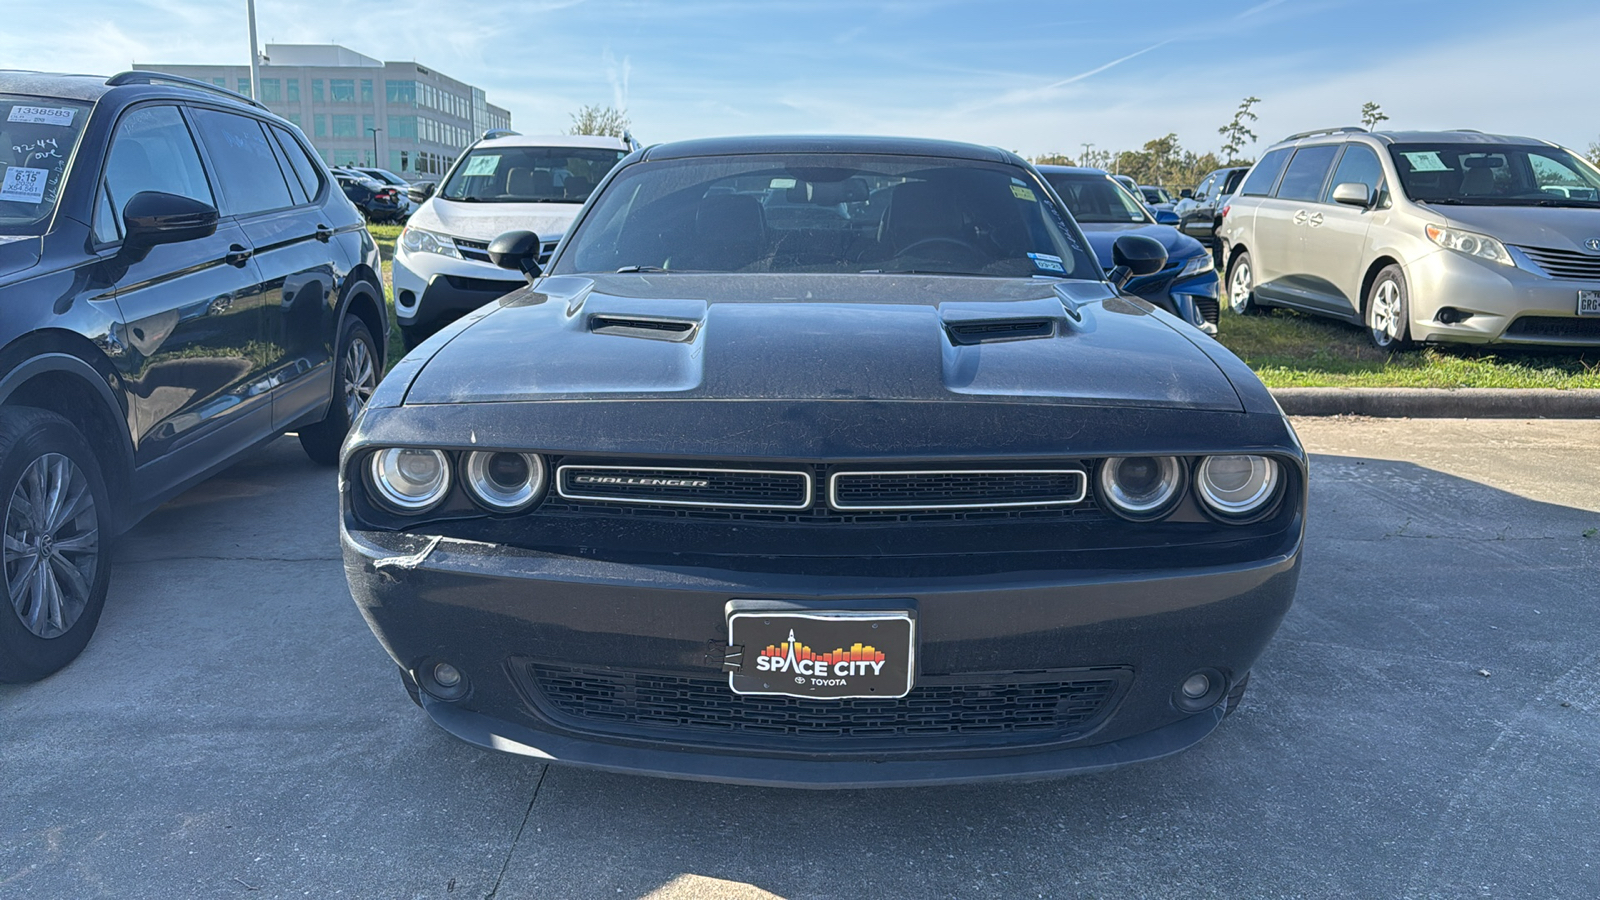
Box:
1586 139 1600 166
1032 152 1076 166
1360 101 1389 130
568 105 631 138
1218 96 1261 164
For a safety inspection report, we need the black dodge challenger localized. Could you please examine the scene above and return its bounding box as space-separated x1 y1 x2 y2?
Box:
341 136 1306 788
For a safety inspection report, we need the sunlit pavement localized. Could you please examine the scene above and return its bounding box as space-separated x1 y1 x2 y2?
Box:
3 419 1598 899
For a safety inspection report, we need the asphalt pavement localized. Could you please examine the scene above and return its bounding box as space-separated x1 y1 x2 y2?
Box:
3 418 1598 899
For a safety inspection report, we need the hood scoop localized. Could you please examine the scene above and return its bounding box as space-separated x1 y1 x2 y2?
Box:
944 318 1056 345
588 314 700 342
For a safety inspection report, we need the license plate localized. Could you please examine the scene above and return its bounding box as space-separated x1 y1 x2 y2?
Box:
728 610 915 700
1580 291 1600 316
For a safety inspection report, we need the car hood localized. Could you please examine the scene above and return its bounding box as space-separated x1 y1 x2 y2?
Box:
1426 204 1600 252
0 236 40 283
410 197 584 243
1077 222 1206 270
402 274 1243 411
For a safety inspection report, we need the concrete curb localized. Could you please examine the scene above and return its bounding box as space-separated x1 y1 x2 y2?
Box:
1270 387 1600 418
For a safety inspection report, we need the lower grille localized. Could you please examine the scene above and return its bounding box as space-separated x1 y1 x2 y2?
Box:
520 662 1129 751
1195 296 1220 326
829 469 1086 510
1516 245 1600 281
1505 316 1600 339
442 274 524 295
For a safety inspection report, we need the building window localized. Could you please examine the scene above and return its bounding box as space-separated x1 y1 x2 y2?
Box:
387 115 416 139
212 77 226 87
237 78 251 98
362 114 374 136
314 114 327 138
259 79 281 102
312 79 324 102
287 79 300 103
330 79 355 103
332 114 357 138
385 80 415 105
285 112 302 127
361 79 373 103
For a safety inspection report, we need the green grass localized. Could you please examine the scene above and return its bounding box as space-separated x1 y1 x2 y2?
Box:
368 220 1598 389
1216 307 1600 389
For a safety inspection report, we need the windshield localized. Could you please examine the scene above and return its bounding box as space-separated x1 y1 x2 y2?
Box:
1140 186 1172 204
552 153 1098 279
1041 172 1153 224
440 146 628 203
1 95 95 236
1389 143 1600 206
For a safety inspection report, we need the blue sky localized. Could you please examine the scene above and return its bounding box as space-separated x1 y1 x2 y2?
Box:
6 0 1596 159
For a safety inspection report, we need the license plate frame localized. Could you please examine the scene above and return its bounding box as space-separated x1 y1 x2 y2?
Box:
1579 290 1600 316
727 609 915 700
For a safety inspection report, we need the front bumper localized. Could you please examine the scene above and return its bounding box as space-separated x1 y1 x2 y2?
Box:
1406 249 1600 346
343 527 1301 788
392 248 525 329
1129 266 1221 335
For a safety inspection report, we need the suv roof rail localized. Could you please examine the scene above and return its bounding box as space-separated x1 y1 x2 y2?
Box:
1282 126 1366 141
105 70 268 111
481 128 520 141
1448 129 1484 133
623 130 641 152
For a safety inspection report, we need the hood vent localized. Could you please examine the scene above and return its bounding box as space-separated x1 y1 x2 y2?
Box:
588 314 699 342
945 318 1055 345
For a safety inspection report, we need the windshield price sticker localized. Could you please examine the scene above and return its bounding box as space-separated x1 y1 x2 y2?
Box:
0 166 48 204
462 154 500 177
7 106 75 127
1402 151 1451 173
1011 184 1037 202
1028 252 1065 273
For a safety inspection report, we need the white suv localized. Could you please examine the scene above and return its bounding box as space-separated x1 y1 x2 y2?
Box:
392 133 633 346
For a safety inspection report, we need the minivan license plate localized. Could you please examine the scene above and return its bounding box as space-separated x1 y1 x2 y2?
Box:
728 611 914 700
1580 291 1600 316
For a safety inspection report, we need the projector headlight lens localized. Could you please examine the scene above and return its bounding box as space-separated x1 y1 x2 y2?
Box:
1099 456 1184 519
462 451 546 512
1196 455 1281 519
368 448 451 513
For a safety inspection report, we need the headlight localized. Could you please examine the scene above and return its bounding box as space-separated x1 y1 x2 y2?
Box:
1176 254 1214 279
368 448 451 513
1425 224 1513 266
399 226 462 259
1098 456 1184 520
1196 455 1282 521
461 451 546 512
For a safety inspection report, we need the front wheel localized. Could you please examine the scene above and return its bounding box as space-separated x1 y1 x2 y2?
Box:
0 408 113 683
300 315 380 465
1226 251 1261 315
1366 265 1414 351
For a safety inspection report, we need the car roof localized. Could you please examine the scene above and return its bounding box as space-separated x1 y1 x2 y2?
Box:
0 70 116 102
1 68 282 119
1268 128 1553 150
1034 165 1113 177
641 135 1018 164
473 133 631 151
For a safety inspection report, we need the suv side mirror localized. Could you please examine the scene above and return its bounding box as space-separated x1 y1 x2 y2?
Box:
1152 208 1180 225
1109 234 1168 287
122 191 218 257
1331 182 1373 207
489 230 543 283
1180 188 1194 199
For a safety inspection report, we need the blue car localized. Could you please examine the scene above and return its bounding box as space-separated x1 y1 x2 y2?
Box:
1040 166 1220 334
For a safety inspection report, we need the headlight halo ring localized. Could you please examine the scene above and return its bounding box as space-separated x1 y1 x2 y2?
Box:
1097 455 1186 521
1194 454 1284 523
461 450 547 513
366 447 452 514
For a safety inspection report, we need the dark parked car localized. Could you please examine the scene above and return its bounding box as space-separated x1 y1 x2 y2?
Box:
331 168 403 223
1174 165 1250 264
340 135 1306 788
353 167 414 218
1039 166 1222 333
405 180 437 205
0 70 388 681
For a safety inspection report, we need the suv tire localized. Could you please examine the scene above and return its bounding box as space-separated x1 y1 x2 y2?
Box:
1366 265 1414 351
0 408 113 683
299 315 379 465
1226 251 1262 315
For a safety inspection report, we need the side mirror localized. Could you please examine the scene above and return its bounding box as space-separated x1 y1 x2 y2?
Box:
1180 188 1194 199
489 230 543 283
1331 182 1373 207
1110 234 1168 287
1153 208 1180 225
1180 217 1216 239
122 191 218 257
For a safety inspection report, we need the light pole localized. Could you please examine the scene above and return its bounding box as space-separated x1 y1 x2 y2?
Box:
367 127 381 168
245 0 260 100
1080 142 1094 167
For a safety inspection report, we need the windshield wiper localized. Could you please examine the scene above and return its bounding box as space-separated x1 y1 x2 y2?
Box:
861 268 1005 277
616 265 673 273
1533 198 1600 208
1416 198 1468 205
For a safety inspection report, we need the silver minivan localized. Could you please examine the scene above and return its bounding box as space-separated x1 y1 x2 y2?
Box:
1219 128 1600 348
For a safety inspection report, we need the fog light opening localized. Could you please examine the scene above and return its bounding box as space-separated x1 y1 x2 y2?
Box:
1174 668 1227 713
1434 307 1472 325
417 659 470 702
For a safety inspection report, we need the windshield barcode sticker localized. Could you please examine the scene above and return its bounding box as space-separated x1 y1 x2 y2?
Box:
1028 252 1065 273
0 166 49 203
8 106 75 127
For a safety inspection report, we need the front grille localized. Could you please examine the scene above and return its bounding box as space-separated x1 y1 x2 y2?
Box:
556 465 811 509
1505 315 1600 339
521 662 1129 751
454 238 558 265
829 469 1086 510
1516 245 1600 281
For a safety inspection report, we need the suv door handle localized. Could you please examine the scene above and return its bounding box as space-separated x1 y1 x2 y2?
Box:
1292 210 1309 226
315 224 333 243
225 244 253 267
1308 212 1325 227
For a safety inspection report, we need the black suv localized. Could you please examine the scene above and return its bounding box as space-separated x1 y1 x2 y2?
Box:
0 71 389 681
